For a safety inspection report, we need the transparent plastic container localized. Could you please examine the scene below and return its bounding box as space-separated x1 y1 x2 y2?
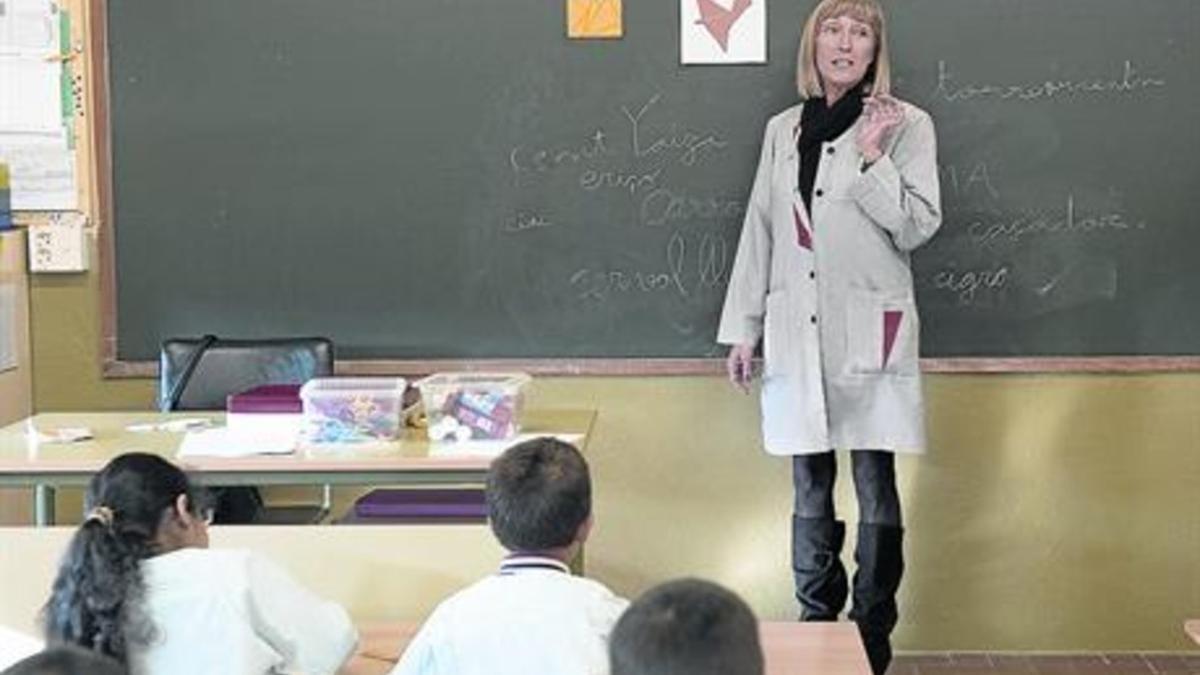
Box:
299 377 408 443
415 372 531 442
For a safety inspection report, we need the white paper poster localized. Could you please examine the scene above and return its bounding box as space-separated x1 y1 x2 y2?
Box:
0 140 75 209
681 0 766 65
0 0 63 135
0 284 17 373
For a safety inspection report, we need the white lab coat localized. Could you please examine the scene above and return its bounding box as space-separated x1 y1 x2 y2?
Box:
132 548 357 675
718 99 941 455
390 556 628 675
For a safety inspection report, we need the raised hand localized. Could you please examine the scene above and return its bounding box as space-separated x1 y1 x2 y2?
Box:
857 94 904 163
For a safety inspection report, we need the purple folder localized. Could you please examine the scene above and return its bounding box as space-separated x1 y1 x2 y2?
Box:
353 488 487 520
226 384 303 414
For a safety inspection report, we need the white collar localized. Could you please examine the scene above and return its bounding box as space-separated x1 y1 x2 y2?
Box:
498 555 570 575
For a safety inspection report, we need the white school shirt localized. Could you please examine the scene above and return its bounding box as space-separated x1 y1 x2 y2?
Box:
0 625 42 671
132 548 357 675
391 556 629 675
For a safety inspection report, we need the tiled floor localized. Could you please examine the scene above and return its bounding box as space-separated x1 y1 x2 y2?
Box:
887 653 1200 674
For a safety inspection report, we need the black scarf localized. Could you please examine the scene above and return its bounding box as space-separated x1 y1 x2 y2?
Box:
797 87 864 212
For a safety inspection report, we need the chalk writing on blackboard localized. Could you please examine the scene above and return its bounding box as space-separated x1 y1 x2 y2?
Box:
509 131 611 177
940 162 1000 201
932 264 1010 304
505 212 554 233
640 188 745 228
965 194 1145 246
569 230 728 301
933 60 1166 103
622 94 727 166
579 167 663 195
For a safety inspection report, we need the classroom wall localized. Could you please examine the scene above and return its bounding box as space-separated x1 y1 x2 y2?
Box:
0 230 33 525
27 244 1200 650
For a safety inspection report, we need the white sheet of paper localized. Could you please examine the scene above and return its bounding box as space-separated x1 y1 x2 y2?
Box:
0 0 57 51
680 0 766 65
177 426 297 458
0 57 62 134
0 139 76 209
0 284 16 373
427 433 585 459
0 0 63 134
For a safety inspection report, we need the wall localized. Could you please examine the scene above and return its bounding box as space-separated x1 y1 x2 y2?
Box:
0 230 32 524
26 246 1200 650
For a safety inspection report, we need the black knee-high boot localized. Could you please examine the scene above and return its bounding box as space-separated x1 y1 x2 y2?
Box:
792 516 848 621
849 523 904 675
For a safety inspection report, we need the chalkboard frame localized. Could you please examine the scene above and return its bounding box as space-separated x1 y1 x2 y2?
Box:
89 0 1200 377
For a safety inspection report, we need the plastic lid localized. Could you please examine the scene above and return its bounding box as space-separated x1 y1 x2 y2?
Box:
299 377 408 397
415 372 531 388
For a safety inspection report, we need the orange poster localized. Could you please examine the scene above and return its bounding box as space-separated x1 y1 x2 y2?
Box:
567 0 622 39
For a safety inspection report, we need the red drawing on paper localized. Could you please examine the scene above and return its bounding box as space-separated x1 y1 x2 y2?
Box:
694 0 752 52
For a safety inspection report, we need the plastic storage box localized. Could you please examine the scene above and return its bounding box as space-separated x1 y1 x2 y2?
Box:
415 372 531 442
226 384 304 439
299 377 408 443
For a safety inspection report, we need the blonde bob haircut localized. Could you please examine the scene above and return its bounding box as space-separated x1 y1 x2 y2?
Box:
796 0 891 99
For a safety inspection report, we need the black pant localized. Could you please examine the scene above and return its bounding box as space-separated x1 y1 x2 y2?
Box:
792 451 904 675
792 450 901 526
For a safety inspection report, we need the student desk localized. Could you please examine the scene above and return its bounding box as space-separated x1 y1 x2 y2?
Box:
0 523 869 673
0 409 595 526
358 620 872 674
758 622 872 674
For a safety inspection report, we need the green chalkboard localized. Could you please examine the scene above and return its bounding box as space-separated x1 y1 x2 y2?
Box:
106 0 1200 368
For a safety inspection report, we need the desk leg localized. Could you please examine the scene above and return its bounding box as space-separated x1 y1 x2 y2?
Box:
319 484 332 521
35 484 56 526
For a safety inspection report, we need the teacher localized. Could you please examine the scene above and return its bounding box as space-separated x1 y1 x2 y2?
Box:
717 1 941 673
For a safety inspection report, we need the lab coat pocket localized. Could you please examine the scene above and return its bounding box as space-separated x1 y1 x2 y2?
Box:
762 291 790 378
844 290 919 376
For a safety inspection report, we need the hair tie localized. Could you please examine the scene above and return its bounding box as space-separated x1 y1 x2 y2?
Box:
85 505 115 528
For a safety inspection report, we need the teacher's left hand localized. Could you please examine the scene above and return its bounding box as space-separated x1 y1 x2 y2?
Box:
857 94 904 164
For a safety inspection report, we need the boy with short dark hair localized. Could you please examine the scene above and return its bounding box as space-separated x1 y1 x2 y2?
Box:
609 578 764 675
391 437 627 675
2 646 126 675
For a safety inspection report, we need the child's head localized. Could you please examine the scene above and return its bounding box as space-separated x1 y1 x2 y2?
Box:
41 453 211 663
485 437 592 553
609 578 764 675
3 645 126 675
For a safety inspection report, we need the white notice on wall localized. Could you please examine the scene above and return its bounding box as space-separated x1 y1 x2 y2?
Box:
0 0 64 135
0 283 17 373
0 139 75 209
0 0 76 209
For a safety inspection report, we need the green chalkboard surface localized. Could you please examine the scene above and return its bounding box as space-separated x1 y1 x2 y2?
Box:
106 0 1200 368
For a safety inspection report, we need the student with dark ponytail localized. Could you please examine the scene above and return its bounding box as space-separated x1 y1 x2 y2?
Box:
42 453 360 674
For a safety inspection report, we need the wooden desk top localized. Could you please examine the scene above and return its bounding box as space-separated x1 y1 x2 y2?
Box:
0 409 595 486
361 620 871 674
759 622 872 674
